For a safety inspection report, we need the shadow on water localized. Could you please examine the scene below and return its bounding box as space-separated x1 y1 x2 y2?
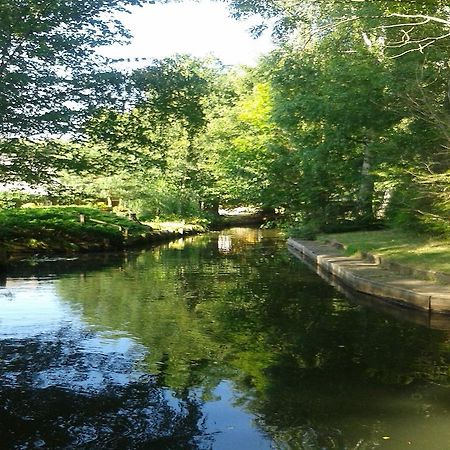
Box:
4 252 134 281
2 229 450 449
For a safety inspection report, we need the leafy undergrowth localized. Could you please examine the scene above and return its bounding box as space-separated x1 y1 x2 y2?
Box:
0 207 152 253
319 229 450 274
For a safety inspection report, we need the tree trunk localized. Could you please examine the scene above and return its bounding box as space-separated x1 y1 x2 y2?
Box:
358 144 374 221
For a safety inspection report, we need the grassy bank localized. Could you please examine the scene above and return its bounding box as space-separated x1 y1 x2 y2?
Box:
318 229 450 275
0 207 204 255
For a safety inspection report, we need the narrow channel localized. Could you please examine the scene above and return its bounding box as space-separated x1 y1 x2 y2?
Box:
1 228 450 449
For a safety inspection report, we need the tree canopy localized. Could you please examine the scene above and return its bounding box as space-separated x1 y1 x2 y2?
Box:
1 0 450 235
0 0 149 137
0 0 151 185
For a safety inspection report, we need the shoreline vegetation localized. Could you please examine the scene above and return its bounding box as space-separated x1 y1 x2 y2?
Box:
1 205 448 294
0 206 271 269
0 207 204 261
1 204 449 315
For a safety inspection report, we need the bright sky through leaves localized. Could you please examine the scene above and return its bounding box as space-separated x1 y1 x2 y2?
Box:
98 0 274 67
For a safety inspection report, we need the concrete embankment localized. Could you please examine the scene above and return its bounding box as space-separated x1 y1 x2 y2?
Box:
288 238 450 314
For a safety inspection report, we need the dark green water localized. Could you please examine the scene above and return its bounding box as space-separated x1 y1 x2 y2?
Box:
2 228 450 449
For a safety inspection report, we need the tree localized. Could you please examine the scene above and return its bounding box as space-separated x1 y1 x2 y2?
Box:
197 72 285 210
260 31 400 227
79 56 232 218
0 0 151 185
226 0 450 55
0 0 151 137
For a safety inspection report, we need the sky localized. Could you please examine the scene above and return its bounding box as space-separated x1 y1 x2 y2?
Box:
99 0 275 67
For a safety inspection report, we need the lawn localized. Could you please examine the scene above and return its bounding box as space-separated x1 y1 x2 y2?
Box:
319 229 450 274
0 206 151 253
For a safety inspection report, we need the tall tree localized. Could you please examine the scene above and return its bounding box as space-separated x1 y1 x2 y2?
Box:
81 56 231 218
0 0 150 185
226 0 450 54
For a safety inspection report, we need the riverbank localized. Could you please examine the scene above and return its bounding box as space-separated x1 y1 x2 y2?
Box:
0 207 205 261
319 229 450 278
0 206 277 270
288 230 450 314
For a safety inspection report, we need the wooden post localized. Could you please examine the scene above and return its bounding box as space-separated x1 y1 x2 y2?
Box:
79 214 85 225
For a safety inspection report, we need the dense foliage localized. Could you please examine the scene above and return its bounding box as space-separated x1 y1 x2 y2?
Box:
0 0 150 184
1 0 450 236
222 0 450 234
0 206 154 252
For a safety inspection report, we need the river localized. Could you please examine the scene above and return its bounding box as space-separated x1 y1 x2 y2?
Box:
1 228 450 449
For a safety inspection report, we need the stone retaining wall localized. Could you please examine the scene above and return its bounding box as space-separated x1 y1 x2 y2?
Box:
288 238 450 314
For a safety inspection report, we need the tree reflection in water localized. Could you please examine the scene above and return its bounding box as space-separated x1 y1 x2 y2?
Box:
3 229 450 449
0 328 210 449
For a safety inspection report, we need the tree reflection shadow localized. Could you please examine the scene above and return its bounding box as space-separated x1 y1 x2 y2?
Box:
11 229 450 449
0 331 211 449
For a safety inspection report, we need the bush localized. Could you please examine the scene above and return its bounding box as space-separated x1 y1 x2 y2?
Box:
384 181 449 236
288 220 322 240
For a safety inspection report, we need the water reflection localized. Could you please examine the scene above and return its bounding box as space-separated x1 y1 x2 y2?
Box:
0 279 74 339
218 235 232 253
2 229 450 449
288 245 450 331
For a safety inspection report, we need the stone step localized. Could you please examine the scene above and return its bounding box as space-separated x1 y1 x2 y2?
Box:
288 238 450 314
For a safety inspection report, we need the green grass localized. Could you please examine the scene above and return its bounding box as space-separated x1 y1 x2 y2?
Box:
319 229 450 274
0 206 151 252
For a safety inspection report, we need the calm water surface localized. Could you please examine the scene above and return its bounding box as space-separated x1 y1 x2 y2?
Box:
2 228 450 449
